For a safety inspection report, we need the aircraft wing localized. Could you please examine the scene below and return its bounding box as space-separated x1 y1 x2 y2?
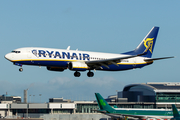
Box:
112 113 168 119
96 111 158 119
95 109 168 119
85 52 147 69
95 110 166 119
85 45 150 69
94 110 125 119
119 114 147 119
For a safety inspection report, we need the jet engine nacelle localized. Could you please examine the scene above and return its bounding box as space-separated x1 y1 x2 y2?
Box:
68 62 88 71
47 66 65 72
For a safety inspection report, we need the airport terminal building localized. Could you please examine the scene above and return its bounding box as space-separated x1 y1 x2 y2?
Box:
118 82 180 109
0 82 179 119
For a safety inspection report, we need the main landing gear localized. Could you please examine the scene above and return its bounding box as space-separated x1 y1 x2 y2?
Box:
87 71 94 77
74 70 94 77
74 71 81 77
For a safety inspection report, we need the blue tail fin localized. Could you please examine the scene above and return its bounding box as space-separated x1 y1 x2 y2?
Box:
95 93 114 113
172 104 180 118
123 26 159 58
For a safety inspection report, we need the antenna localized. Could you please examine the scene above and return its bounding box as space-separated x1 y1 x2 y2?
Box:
67 46 70 50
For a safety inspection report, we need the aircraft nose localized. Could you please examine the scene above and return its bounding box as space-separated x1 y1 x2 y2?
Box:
5 53 12 61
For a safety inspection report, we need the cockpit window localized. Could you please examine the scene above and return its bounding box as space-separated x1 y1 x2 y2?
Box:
11 51 20 53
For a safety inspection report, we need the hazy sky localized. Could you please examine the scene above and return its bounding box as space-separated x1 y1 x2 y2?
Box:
0 0 179 103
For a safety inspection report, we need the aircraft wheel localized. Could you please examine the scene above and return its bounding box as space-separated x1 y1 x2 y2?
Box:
87 72 94 77
19 68 23 72
74 71 81 77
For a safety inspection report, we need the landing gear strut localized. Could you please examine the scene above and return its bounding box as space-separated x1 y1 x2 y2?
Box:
74 71 81 77
19 68 23 72
87 71 94 77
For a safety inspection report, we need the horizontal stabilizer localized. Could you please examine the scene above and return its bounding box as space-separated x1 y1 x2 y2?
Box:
144 56 174 61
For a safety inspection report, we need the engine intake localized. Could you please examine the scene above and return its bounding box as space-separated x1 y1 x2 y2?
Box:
68 62 88 71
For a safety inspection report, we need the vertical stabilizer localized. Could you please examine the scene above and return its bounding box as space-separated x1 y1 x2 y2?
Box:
123 26 159 58
95 93 114 113
172 104 180 118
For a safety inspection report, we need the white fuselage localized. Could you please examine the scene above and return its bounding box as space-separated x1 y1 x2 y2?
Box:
5 47 153 77
5 47 150 68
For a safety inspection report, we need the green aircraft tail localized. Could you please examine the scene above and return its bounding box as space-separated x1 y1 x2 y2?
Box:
172 104 180 118
95 93 115 113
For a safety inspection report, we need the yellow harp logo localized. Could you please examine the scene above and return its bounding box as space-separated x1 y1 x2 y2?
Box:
143 38 154 53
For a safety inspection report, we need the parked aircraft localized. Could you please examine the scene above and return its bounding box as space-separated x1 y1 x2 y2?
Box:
95 93 179 119
171 104 180 120
5 27 173 77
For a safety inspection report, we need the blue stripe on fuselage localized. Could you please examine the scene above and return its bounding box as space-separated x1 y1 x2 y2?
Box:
14 60 152 71
16 60 69 67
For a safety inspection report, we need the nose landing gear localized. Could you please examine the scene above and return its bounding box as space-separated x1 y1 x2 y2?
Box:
13 63 23 72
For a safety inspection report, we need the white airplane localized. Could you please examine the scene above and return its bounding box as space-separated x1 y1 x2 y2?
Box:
5 27 173 77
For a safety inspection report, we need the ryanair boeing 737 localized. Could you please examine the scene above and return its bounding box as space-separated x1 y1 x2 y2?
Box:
5 27 173 77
